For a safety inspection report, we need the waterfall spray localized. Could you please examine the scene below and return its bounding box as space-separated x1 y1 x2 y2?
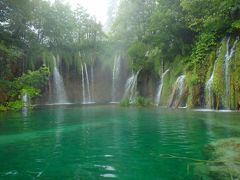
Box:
111 55 121 102
52 56 68 104
155 69 169 106
123 70 141 104
81 63 94 104
169 75 186 108
224 37 238 109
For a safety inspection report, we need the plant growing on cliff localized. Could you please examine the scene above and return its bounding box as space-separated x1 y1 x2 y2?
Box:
0 66 50 111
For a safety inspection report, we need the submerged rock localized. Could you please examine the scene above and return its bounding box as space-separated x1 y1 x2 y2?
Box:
194 138 240 180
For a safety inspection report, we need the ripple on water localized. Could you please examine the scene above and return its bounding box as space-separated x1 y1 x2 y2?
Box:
100 174 117 178
94 165 116 171
104 155 113 158
2 170 18 176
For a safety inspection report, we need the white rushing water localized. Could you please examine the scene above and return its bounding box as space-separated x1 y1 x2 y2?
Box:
22 94 29 107
52 56 68 104
91 64 94 102
205 44 222 109
155 69 169 106
205 37 238 109
169 75 186 108
81 63 86 103
224 37 238 109
84 63 91 102
176 75 186 98
123 70 141 104
111 55 121 102
81 63 94 104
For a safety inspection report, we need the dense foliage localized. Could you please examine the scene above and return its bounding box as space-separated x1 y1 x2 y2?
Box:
111 0 240 109
1 0 240 110
0 0 105 110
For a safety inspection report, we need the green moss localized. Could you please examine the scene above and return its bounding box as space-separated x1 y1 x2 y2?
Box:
212 39 227 109
230 41 240 109
120 99 130 107
7 100 24 111
135 96 151 107
0 105 8 112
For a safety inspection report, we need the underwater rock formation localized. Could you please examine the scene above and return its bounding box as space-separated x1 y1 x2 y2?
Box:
194 138 240 179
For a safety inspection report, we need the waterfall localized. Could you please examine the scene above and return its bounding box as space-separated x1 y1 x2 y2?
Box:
111 55 121 102
81 63 86 103
205 47 222 109
22 94 30 116
224 37 238 109
84 63 91 101
155 69 169 106
52 56 68 104
123 70 141 103
81 63 94 104
22 94 29 107
169 75 186 108
91 64 94 102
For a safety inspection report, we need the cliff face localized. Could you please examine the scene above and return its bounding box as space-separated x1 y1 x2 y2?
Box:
36 56 129 104
35 37 240 110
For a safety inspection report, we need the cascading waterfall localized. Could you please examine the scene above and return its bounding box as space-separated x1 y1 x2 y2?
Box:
205 46 222 109
81 63 94 104
84 63 91 101
169 75 186 108
224 37 238 109
81 64 86 103
52 56 68 104
123 70 141 103
111 55 121 102
91 64 94 101
155 69 169 106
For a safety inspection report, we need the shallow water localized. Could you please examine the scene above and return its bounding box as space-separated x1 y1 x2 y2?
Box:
0 105 240 179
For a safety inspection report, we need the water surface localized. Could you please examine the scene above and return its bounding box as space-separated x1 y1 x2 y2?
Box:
0 105 240 179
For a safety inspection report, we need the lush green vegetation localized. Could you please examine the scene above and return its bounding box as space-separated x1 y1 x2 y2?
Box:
0 0 106 111
111 0 240 109
1 0 240 110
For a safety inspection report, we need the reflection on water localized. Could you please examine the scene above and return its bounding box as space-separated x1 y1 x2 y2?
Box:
0 105 240 179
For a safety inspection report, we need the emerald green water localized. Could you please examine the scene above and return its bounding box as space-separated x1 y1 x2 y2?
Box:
0 105 240 179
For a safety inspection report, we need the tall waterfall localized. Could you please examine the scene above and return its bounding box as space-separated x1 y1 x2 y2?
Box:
205 47 222 109
52 56 68 104
111 55 121 102
91 64 94 102
169 75 186 108
224 37 238 109
155 69 169 106
81 63 94 104
123 70 141 103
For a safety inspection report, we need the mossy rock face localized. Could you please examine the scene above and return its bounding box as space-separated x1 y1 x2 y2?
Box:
194 138 240 180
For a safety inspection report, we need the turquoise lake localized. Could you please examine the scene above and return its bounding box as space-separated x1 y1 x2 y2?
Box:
0 105 240 179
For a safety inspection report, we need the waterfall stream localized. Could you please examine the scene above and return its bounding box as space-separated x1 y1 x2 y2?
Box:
52 56 68 104
205 37 238 109
205 45 222 109
123 70 141 103
169 75 186 108
81 63 94 104
224 37 238 109
155 69 169 106
111 55 121 102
